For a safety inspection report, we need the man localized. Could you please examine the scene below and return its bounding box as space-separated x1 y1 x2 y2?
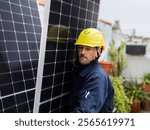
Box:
70 28 114 113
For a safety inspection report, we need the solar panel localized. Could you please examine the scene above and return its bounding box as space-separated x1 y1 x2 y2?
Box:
33 0 101 113
0 0 41 112
0 0 101 113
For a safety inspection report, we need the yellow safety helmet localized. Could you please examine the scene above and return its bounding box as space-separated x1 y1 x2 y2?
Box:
75 28 105 50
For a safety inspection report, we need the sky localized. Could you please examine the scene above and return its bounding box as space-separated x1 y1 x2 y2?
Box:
99 0 150 37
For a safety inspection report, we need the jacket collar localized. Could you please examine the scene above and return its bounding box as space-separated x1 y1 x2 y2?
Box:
79 60 98 77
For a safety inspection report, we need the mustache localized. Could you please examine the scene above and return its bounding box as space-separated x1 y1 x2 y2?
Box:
79 54 87 59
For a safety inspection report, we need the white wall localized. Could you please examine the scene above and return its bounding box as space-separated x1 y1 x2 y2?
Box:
123 45 150 83
112 31 150 82
97 21 112 61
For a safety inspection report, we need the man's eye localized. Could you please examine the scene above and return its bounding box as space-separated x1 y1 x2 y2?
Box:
78 47 83 50
85 47 92 51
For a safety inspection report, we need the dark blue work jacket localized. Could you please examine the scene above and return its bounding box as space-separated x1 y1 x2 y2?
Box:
70 61 114 113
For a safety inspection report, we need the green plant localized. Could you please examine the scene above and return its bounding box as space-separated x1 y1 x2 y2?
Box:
143 73 150 85
125 81 150 102
109 40 127 77
111 76 131 113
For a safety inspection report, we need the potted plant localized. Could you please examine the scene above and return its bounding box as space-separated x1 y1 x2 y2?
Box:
109 40 127 77
143 73 150 92
99 61 112 75
142 73 150 111
125 81 150 112
111 76 131 113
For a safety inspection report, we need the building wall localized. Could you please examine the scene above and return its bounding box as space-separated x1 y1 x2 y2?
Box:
123 43 150 82
98 19 112 61
123 54 150 82
113 31 150 82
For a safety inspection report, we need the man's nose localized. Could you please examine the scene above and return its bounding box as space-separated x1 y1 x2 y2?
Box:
81 48 86 54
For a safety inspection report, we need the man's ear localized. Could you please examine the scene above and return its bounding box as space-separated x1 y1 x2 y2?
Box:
97 47 102 55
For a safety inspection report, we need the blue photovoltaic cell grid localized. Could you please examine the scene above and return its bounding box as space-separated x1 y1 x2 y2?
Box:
0 0 41 113
0 0 101 113
38 0 101 113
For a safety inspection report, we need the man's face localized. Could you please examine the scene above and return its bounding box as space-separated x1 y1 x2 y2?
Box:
77 45 100 65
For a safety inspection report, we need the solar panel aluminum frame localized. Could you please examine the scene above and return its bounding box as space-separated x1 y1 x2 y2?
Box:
33 0 51 113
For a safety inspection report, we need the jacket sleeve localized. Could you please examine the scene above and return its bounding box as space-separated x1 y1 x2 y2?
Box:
72 76 108 113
